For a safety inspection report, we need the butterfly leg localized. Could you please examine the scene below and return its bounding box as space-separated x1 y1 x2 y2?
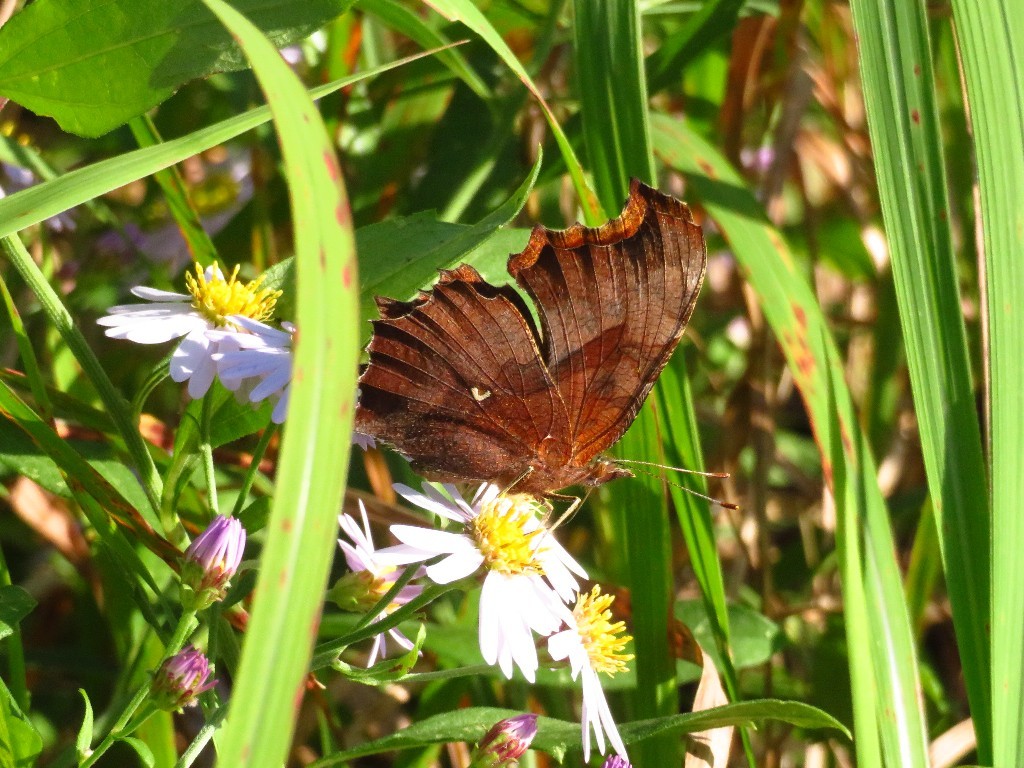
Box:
546 490 589 530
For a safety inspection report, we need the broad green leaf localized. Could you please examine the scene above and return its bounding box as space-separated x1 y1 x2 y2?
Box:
262 156 541 333
948 1 1024 764
572 0 655 211
202 2 359 766
0 0 352 137
0 586 35 642
847 0 991 759
0 48 448 239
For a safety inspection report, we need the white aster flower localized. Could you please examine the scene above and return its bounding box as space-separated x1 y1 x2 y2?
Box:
377 483 587 682
213 315 293 424
548 586 633 763
97 263 280 399
335 502 423 666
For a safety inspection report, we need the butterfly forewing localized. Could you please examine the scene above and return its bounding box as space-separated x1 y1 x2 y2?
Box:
355 265 571 485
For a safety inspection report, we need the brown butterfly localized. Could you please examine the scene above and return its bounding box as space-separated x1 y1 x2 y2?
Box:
354 179 707 497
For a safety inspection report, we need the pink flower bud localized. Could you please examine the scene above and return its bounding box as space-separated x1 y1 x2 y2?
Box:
152 645 216 710
181 515 245 609
471 714 538 767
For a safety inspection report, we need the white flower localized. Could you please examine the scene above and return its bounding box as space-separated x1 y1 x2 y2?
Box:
213 315 293 424
377 483 587 682
337 502 423 666
548 587 632 763
97 263 280 399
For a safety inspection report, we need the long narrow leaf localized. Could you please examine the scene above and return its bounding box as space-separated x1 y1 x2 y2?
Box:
202 2 359 765
0 48 452 239
947 1 1024 764
422 0 603 223
845 0 991 758
654 114 929 767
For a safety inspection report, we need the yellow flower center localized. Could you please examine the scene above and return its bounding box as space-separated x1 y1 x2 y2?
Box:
356 566 402 613
573 586 634 675
471 494 547 576
185 262 280 326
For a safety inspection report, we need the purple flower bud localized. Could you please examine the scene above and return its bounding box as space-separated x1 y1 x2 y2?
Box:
601 756 632 768
181 515 245 609
152 645 216 710
470 714 538 767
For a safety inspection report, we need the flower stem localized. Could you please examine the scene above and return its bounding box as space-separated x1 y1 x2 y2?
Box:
200 393 219 516
79 612 198 768
230 422 278 517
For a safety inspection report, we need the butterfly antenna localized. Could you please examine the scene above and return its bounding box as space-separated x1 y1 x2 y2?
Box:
626 463 739 510
616 457 730 479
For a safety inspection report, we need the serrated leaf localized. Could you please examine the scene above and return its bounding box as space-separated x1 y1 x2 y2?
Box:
0 0 353 137
0 586 35 642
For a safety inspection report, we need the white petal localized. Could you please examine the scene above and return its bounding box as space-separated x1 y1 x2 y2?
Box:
547 629 577 662
478 575 502 666
367 634 384 667
187 355 217 399
389 525 474 555
424 551 482 583
131 286 190 301
100 313 208 344
100 302 193 317
270 389 289 423
373 544 432 566
393 483 469 523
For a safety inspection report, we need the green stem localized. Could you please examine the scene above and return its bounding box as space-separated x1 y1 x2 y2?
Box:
230 423 278 518
1 235 164 517
200 394 219 516
80 612 198 768
0 539 29 711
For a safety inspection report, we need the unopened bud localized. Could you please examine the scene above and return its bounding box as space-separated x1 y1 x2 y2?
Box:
151 645 216 711
181 515 245 610
470 714 538 767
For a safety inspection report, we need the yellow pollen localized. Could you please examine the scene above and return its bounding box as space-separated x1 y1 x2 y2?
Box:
573 586 634 675
185 262 281 326
471 494 547 576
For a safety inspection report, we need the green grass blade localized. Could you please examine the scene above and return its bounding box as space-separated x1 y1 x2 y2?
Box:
358 0 489 100
644 0 744 95
605 406 679 766
569 3 682 762
1 235 164 518
845 0 991 757
572 0 655 210
128 115 220 266
422 0 604 223
202 2 359 765
947 1 1024 763
0 49 447 239
654 114 929 767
